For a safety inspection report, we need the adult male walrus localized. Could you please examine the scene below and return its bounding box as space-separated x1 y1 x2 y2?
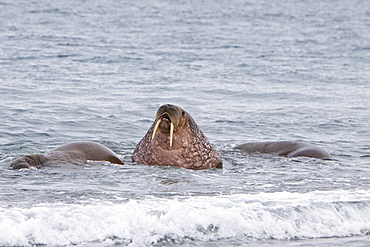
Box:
132 104 223 169
234 141 331 159
10 141 124 169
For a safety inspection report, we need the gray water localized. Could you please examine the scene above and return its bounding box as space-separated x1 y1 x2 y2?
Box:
1 0 370 246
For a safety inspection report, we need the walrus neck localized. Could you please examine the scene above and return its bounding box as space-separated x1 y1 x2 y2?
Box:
133 115 223 169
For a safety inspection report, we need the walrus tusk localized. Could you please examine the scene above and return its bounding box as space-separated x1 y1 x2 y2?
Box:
170 122 174 147
151 118 174 147
152 119 162 141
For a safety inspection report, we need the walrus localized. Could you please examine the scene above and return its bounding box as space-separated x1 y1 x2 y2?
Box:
132 104 223 169
10 141 124 169
234 141 331 159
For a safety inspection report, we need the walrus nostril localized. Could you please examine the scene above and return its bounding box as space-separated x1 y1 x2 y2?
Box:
160 113 170 120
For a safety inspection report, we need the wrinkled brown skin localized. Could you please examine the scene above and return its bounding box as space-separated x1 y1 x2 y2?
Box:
132 104 223 170
10 141 124 170
234 141 331 159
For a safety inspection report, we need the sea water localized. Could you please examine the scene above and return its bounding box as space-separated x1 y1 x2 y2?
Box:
1 0 370 246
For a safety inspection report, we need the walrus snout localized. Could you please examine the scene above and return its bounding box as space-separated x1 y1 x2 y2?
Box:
152 104 186 147
10 159 30 170
152 116 175 147
158 114 172 132
156 104 180 115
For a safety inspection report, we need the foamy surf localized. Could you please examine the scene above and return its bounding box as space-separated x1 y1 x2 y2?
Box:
1 190 370 246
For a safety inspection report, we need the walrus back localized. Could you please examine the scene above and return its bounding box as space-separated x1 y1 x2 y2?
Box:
52 141 124 164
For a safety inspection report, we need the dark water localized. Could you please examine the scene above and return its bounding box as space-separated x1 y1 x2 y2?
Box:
1 0 370 246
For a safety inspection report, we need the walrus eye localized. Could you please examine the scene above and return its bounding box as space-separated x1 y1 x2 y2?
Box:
182 111 185 116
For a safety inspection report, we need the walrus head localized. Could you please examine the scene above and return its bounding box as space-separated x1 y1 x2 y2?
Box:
10 154 47 170
151 104 185 147
132 104 222 170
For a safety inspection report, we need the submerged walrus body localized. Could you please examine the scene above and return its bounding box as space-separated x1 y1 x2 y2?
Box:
132 104 223 170
235 141 331 159
10 141 123 170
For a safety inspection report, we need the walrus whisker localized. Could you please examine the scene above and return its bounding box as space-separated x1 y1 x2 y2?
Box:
152 118 162 141
170 122 174 147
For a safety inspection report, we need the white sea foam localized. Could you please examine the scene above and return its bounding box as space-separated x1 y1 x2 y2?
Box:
1 190 370 246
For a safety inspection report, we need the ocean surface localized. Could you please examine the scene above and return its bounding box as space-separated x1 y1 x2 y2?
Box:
1 0 370 246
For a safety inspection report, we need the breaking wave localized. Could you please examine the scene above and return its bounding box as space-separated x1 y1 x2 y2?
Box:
1 190 370 246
